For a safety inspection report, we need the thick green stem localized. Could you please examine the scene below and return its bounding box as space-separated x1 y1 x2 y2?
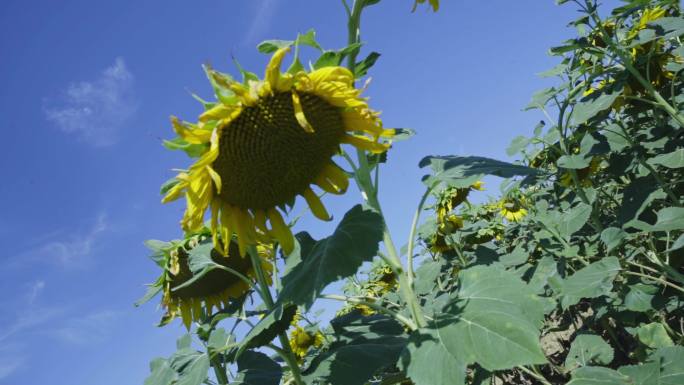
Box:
210 356 229 385
247 247 305 385
343 0 427 329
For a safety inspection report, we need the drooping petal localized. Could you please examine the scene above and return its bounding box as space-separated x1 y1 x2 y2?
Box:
302 187 331 221
267 208 294 255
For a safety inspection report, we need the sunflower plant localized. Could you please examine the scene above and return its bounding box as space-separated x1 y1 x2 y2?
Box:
139 1 684 384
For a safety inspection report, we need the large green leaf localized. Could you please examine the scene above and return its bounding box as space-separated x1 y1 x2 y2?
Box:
618 362 661 385
567 367 631 385
549 257 621 309
412 265 547 372
400 329 467 385
419 156 540 188
651 207 684 232
144 358 178 385
572 92 619 125
303 314 407 385
238 304 297 355
169 349 210 385
649 346 684 385
278 205 383 309
635 323 674 349
624 284 658 313
234 351 282 385
648 148 684 169
565 334 614 369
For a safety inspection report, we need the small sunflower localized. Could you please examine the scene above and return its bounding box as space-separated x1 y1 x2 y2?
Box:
163 47 393 256
436 181 484 223
429 214 464 253
289 325 325 362
159 230 272 329
498 196 528 222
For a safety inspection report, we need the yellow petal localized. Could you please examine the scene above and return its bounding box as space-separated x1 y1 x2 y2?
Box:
234 208 256 257
254 210 268 233
302 187 331 221
171 117 212 144
267 208 294 255
342 134 389 154
319 163 350 193
206 165 222 194
265 47 291 92
292 91 315 133
180 302 192 330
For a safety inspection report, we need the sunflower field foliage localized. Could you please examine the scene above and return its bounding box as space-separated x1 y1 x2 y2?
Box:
139 0 684 384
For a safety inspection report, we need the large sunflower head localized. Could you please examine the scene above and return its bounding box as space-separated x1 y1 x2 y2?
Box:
157 229 272 329
162 47 393 257
435 181 484 222
498 196 528 222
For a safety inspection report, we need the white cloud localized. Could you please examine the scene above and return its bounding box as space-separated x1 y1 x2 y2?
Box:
44 57 137 146
54 310 120 345
5 213 108 269
0 357 24 380
245 0 279 45
25 280 45 304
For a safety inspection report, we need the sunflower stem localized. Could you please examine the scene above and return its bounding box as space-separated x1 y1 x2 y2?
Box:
247 246 305 385
344 0 427 330
406 186 434 289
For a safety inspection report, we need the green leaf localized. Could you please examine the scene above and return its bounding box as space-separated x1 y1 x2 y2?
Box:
238 304 297 354
528 256 559 294
652 207 684 232
420 156 540 188
144 358 178 385
557 154 591 169
430 265 547 371
635 323 674 349
354 52 381 78
525 87 559 110
170 350 210 385
647 148 684 169
668 234 684 252
257 39 294 53
278 205 383 309
159 177 180 196
602 124 630 152
134 283 162 307
207 328 233 351
177 334 192 349
624 284 657 313
296 29 322 51
414 260 442 296
572 92 619 125
303 314 407 385
234 351 282 385
600 227 627 253
567 367 631 385
500 245 529 266
564 334 614 369
558 203 593 239
649 346 684 385
618 362 660 385
400 329 467 385
549 257 621 309
506 135 532 157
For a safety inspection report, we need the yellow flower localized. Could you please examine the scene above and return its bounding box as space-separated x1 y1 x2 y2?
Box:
162 47 393 256
412 0 439 12
289 326 324 361
436 181 484 223
430 214 464 253
160 231 272 329
498 196 528 222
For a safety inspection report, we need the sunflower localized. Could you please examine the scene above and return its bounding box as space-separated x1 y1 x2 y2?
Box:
430 214 464 253
289 325 325 362
162 47 393 256
498 196 528 222
159 230 272 329
436 181 484 223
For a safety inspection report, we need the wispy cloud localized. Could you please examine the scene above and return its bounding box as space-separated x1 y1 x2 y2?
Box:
53 310 121 346
44 57 137 147
25 280 46 305
5 213 108 269
245 0 279 45
0 356 24 381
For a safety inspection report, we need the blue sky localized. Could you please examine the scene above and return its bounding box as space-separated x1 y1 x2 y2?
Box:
0 0 619 384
